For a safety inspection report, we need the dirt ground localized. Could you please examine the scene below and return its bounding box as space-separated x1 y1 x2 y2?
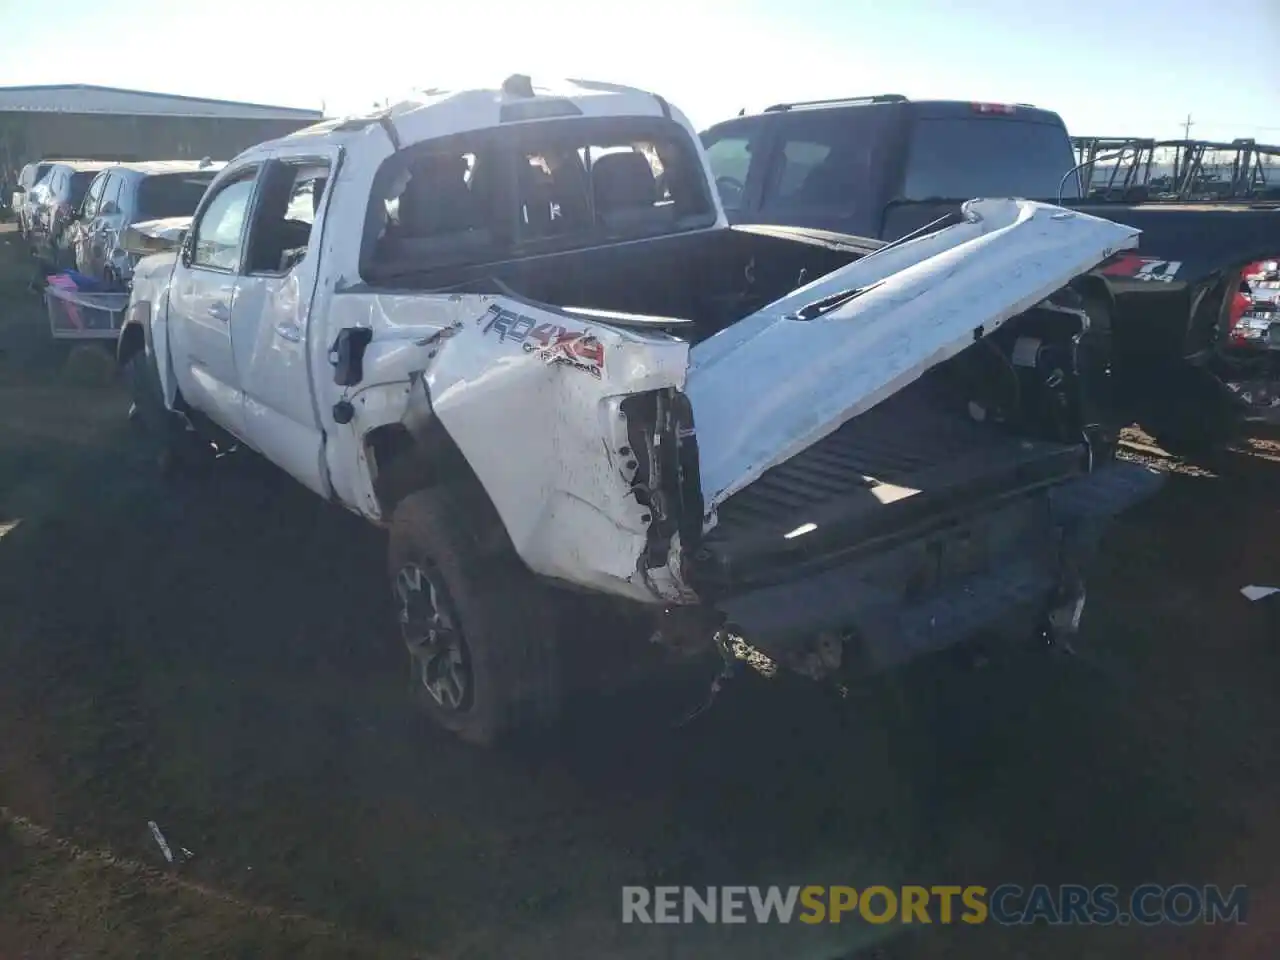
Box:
2 219 1279 959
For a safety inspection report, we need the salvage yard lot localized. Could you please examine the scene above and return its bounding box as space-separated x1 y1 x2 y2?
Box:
1 219 1278 958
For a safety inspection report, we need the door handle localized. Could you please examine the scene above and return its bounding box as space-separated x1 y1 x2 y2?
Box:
207 303 230 322
274 322 302 343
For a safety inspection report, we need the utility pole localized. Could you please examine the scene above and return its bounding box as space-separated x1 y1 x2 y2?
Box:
1182 113 1194 141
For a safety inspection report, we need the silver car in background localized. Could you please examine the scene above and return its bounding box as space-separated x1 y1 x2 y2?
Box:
72 160 223 288
11 160 54 237
26 161 111 269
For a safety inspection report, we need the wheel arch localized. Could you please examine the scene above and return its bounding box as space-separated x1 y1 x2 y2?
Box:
116 299 152 366
363 411 514 560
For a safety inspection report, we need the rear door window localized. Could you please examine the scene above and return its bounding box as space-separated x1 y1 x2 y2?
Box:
757 108 896 221
138 174 216 219
701 120 763 213
81 173 108 218
244 161 330 274
69 171 97 206
902 117 1079 201
99 175 125 215
771 139 831 200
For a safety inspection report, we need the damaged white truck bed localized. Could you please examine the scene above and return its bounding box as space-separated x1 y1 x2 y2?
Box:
118 76 1164 744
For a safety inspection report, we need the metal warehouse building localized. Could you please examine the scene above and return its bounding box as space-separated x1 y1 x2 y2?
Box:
0 84 324 173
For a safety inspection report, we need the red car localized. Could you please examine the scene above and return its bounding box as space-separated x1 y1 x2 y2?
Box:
1245 259 1279 283
1230 260 1280 346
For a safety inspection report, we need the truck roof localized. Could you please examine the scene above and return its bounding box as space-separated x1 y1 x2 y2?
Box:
270 76 681 155
734 95 1067 129
100 160 227 179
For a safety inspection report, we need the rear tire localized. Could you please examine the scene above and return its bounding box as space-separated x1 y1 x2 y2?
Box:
388 488 561 747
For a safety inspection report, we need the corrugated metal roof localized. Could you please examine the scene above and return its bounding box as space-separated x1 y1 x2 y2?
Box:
0 84 323 120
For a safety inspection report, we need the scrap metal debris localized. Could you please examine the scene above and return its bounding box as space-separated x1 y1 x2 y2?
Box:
147 820 174 863
672 629 781 728
1241 585 1280 601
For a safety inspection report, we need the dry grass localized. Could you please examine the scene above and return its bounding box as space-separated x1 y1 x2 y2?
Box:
0 810 418 959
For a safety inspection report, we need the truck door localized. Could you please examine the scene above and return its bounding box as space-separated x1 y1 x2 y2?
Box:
229 151 340 498
166 164 261 440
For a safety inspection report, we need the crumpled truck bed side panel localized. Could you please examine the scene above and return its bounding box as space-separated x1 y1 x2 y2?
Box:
326 292 692 604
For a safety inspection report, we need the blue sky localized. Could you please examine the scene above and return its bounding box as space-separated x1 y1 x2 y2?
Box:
1 0 1276 139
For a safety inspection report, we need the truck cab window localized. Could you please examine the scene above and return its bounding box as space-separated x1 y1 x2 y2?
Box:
702 135 752 210
371 149 492 267
191 169 257 270
395 152 481 238
245 161 330 274
516 134 706 244
363 119 713 283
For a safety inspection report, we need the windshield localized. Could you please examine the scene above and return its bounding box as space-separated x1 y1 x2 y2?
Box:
903 117 1080 201
138 174 216 219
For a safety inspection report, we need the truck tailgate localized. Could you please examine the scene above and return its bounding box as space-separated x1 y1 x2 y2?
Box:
697 374 1084 591
686 199 1141 512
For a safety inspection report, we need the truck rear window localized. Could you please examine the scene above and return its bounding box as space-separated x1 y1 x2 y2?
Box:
138 174 216 219
902 118 1080 202
363 117 715 282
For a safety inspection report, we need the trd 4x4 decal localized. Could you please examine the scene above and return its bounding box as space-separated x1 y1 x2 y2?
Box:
1098 254 1183 283
480 303 605 379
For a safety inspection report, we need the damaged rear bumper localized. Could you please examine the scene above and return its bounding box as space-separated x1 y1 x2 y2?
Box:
708 461 1164 672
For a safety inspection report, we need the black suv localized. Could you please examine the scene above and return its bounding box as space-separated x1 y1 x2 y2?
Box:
700 94 1080 242
701 94 1280 454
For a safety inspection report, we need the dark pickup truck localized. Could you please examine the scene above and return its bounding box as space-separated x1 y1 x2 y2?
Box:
701 96 1280 453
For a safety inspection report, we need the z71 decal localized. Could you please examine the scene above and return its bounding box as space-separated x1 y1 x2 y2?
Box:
1098 254 1183 283
480 303 605 379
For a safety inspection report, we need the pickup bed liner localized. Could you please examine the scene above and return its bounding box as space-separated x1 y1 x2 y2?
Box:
699 376 1085 590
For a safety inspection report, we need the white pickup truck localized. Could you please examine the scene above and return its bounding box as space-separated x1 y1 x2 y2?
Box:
117 75 1162 745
